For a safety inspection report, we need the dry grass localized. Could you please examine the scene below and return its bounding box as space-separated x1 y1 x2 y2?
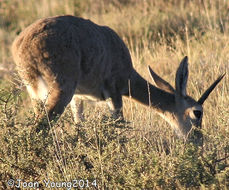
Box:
0 0 228 189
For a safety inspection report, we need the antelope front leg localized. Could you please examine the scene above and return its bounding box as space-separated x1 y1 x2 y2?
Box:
108 93 124 120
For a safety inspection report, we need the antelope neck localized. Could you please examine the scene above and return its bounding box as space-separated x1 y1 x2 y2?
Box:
127 70 176 114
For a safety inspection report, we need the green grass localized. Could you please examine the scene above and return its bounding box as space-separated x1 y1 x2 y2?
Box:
0 0 228 189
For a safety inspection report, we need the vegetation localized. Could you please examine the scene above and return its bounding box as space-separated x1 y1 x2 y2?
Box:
0 0 228 189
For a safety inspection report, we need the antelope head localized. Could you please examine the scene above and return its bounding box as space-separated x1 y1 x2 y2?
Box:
148 56 225 145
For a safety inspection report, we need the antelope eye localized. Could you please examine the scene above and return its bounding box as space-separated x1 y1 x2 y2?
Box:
193 110 202 119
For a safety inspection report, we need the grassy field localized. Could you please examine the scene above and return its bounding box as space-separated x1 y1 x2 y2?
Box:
0 0 229 189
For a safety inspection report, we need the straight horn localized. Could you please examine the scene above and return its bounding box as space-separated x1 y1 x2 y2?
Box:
198 73 225 104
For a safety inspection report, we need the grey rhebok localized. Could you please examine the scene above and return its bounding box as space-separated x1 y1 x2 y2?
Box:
12 15 225 143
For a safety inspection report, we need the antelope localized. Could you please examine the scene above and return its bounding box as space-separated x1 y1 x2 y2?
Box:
12 15 224 142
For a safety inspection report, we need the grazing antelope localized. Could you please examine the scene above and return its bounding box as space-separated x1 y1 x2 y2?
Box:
12 15 224 142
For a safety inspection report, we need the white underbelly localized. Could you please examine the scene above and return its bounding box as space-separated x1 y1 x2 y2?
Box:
74 94 100 101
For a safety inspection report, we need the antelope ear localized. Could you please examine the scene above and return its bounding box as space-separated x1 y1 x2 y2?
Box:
198 73 225 104
175 56 189 96
148 66 175 94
